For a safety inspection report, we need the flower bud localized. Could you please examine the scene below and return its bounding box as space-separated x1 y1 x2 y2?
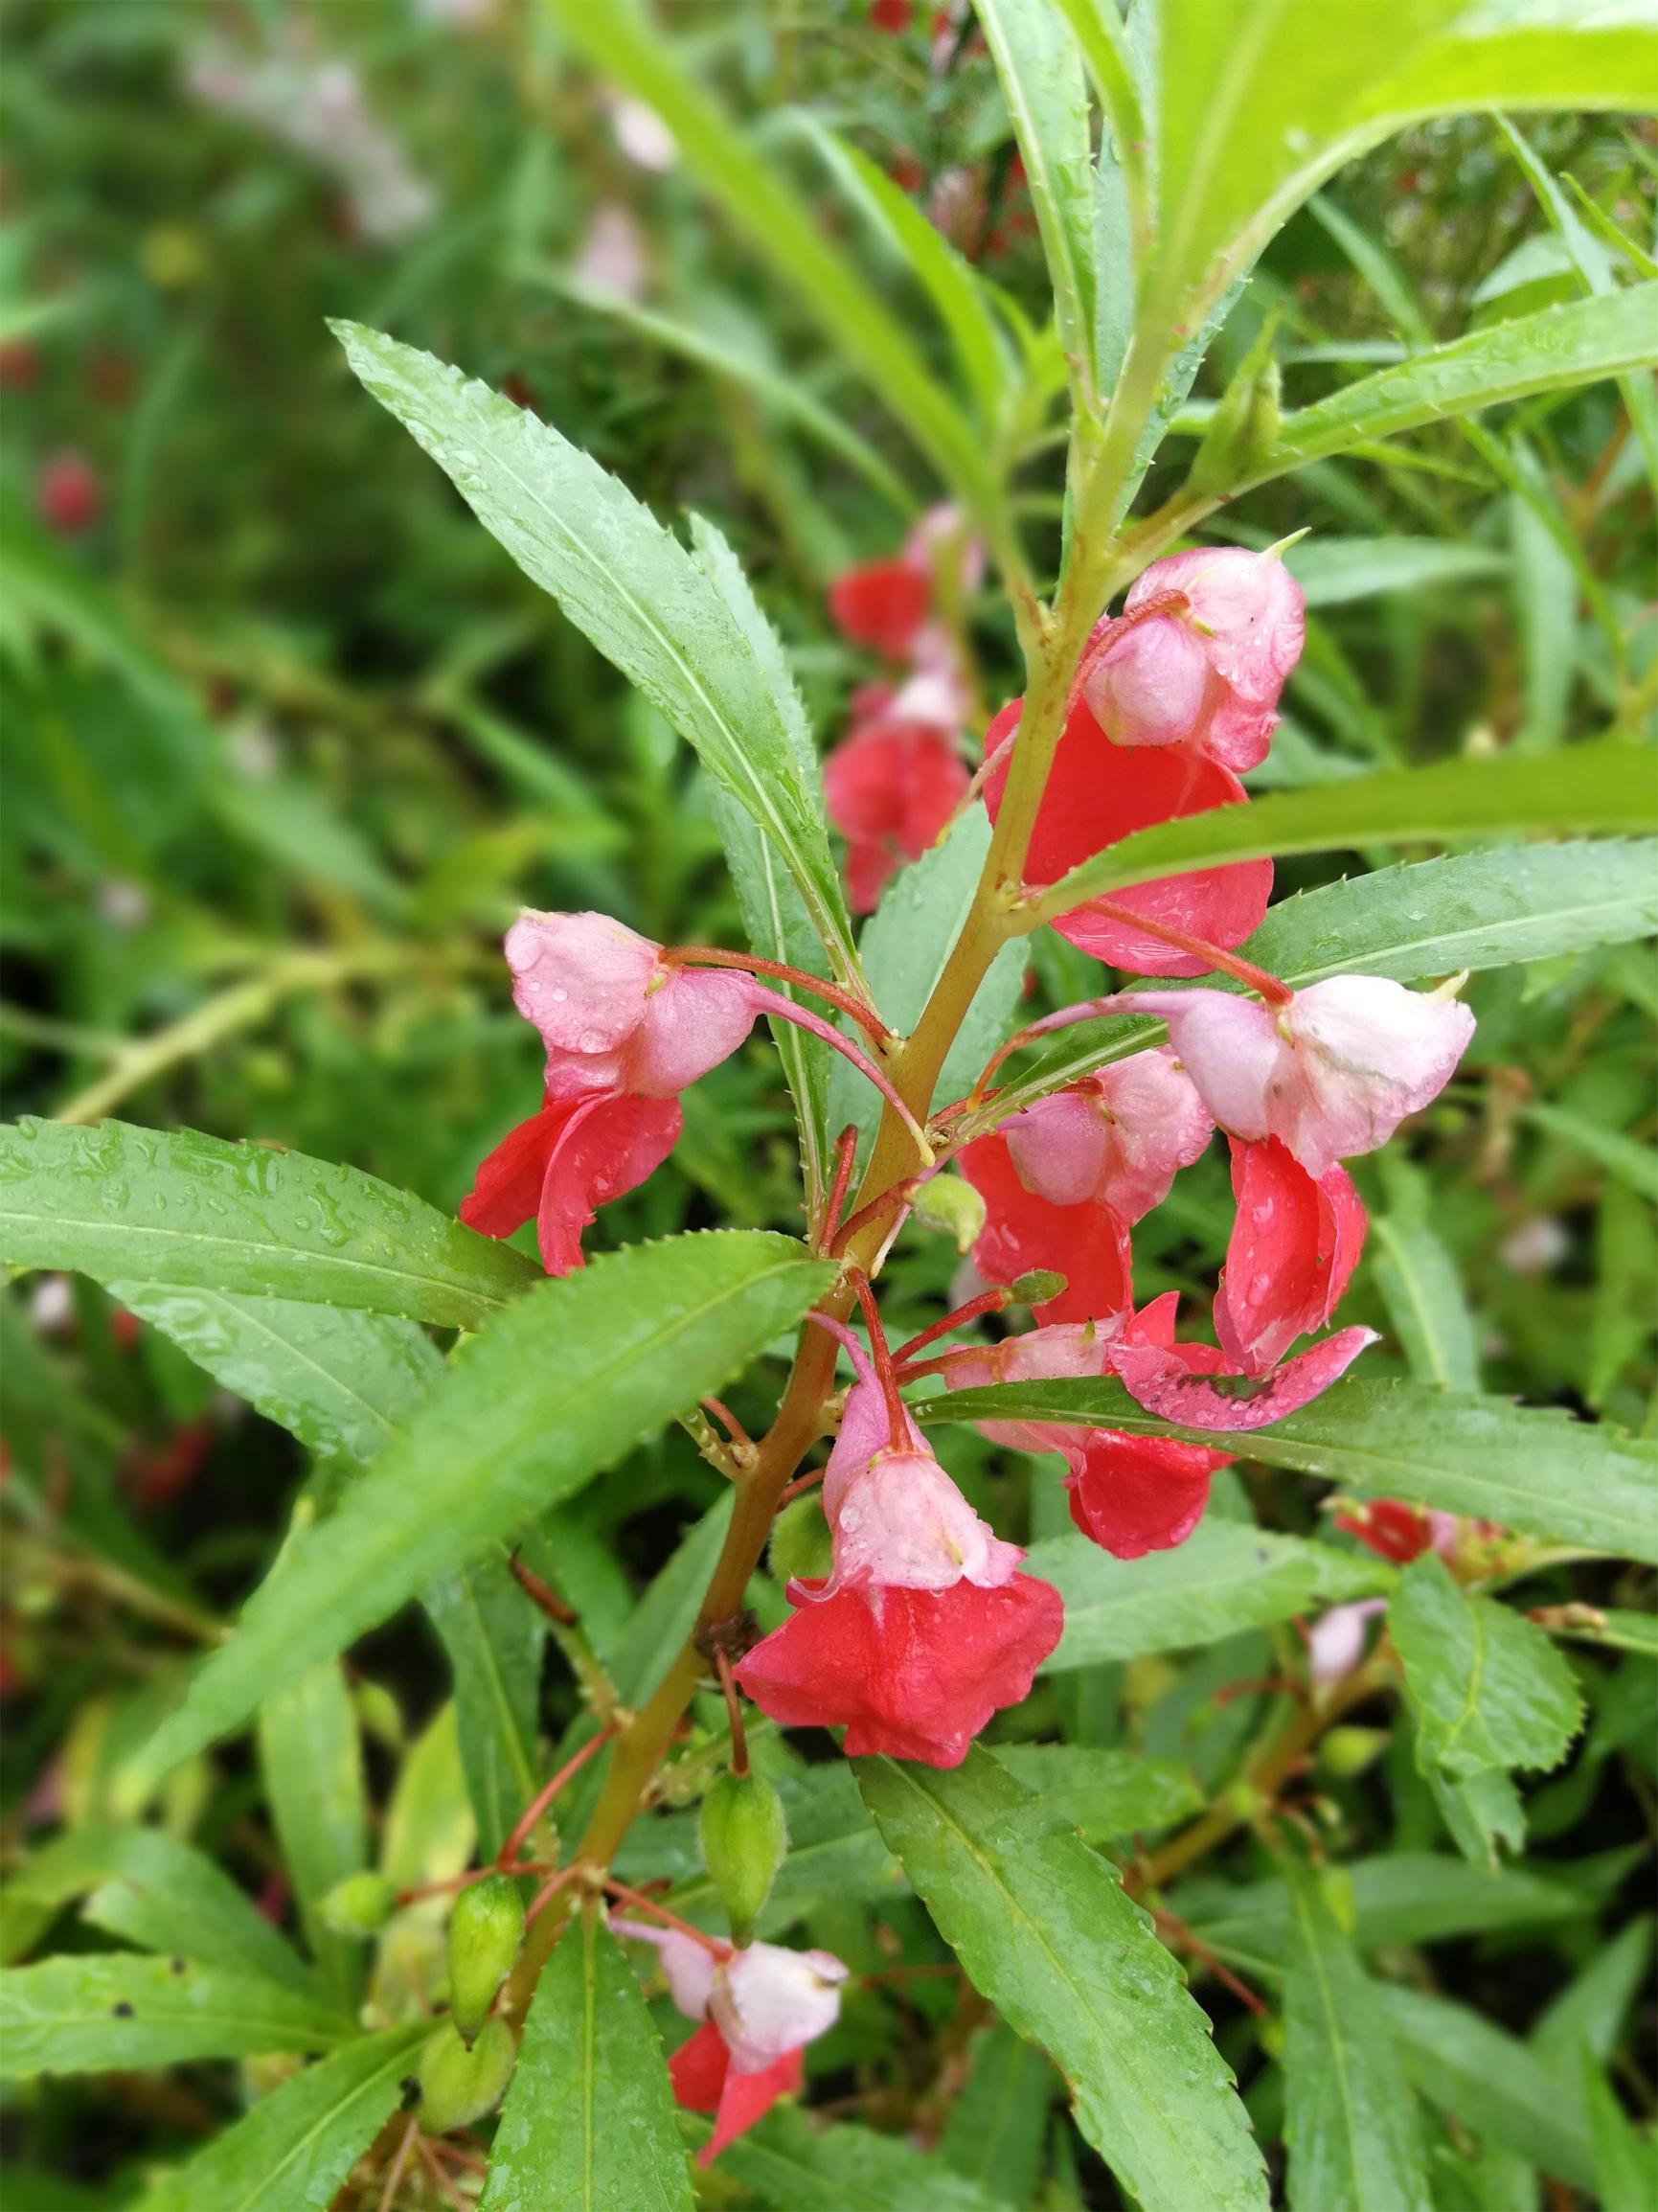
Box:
447 1874 526 2045
1011 1268 1068 1308
318 1871 397 1937
416 2016 515 2134
699 1770 787 1944
1318 1725 1390 1778
768 1494 834 1586
910 1172 988 1254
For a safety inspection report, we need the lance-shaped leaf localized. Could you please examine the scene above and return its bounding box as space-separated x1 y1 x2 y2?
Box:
0 1954 352 2077
1281 1857 1434 2212
708 2105 1009 2211
333 320 858 986
480 1910 692 2211
991 1745 1203 1839
425 1546 545 1864
989 839 1658 1118
1033 741 1656 921
1024 1523 1389 1669
1391 1553 1585 1778
135 1232 833 1781
1379 1985 1594 2190
0 1119 535 1328
916 1376 1658 1565
130 2020 429 2212
856 1749 1269 2212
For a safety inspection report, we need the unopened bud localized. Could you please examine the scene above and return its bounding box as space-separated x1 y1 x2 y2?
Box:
910 1173 988 1254
1011 1268 1067 1308
768 1494 833 1586
318 1872 397 1938
447 1874 526 2044
1318 1725 1390 1779
699 1770 787 1944
416 2017 515 2134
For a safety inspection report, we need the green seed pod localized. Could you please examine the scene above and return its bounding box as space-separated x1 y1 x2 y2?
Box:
318 1871 397 1938
416 2017 516 2134
1011 1268 1068 1308
1318 1725 1391 1779
910 1173 988 1254
699 1769 787 1944
447 1874 526 2045
768 1494 833 1587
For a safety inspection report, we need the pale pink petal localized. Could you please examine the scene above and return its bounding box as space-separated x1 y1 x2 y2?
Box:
505 910 659 1061
1081 614 1214 749
611 1919 720 2021
1129 992 1284 1144
624 968 759 1096
827 1448 1023 1593
713 1944 849 2075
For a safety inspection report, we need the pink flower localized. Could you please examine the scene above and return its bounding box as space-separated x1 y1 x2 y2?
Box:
736 1575 1064 1767
459 1090 681 1275
37 451 102 535
982 697 1272 976
1215 1138 1366 1376
1127 977 1476 1177
824 717 969 911
1306 1598 1385 1684
1079 547 1305 772
1109 1325 1376 1433
615 1923 846 2163
999 1049 1213 1220
958 1129 1134 1326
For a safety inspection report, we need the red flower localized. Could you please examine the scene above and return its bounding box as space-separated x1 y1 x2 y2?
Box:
870 0 911 27
982 697 1272 975
737 1576 1063 1767
1335 1498 1443 1564
958 1129 1134 1326
1109 1325 1376 1433
1064 1429 1232 1559
670 2024 803 2162
1215 1138 1366 1376
460 1090 681 1275
37 450 101 535
829 557 930 659
824 718 968 910
997 1049 1213 1222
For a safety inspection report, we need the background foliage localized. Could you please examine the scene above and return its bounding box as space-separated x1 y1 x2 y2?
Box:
0 1 1654 2207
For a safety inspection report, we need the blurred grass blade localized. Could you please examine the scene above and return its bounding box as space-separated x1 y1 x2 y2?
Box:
1380 1986 1594 2188
1282 1857 1434 2212
974 0 1100 403
481 1911 692 2210
0 1119 538 1329
918 1378 1658 1563
539 0 999 524
335 320 860 988
856 1749 1270 2212
130 2021 429 2212
136 1233 833 1780
1033 741 1657 918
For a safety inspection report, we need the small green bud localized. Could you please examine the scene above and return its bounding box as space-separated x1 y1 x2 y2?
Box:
768 1494 833 1586
447 1874 526 2044
417 2016 515 2133
1011 1268 1067 1308
910 1173 988 1254
318 1872 397 1937
699 1769 787 1943
1258 2015 1285 2061
1318 1725 1390 1779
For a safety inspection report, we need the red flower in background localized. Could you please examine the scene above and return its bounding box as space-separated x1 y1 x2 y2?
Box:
37 450 101 535
982 696 1273 975
824 715 968 910
829 557 931 659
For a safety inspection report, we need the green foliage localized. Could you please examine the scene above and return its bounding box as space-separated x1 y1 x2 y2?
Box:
0 1954 352 2078
1392 1553 1586 1775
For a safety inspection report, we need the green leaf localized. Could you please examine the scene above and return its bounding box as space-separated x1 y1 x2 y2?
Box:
259 1653 369 2011
1183 1852 1589 1968
0 1953 352 2078
1369 1158 1481 1393
830 808 1027 1153
1023 1523 1389 1669
920 1377 1658 1565
1033 741 1656 920
1532 1915 1653 2076
1522 1100 1658 1202
137 1232 833 1780
975 0 1099 399
1281 1858 1433 2212
1391 1554 1585 1777
480 1910 693 2212
1379 1985 1592 2190
856 1749 1269 2212
333 320 858 985
528 4 998 521
1583 2049 1658 2212
1427 1765 1528 1872
940 2020 1055 2206
990 1745 1203 1840
993 839 1658 1117
1245 285 1658 490
709 2104 1009 2211
107 1285 441 1468
130 2020 429 2212
3 1826 314 1994
425 1546 545 1863
0 1119 535 1328
1284 536 1507 606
